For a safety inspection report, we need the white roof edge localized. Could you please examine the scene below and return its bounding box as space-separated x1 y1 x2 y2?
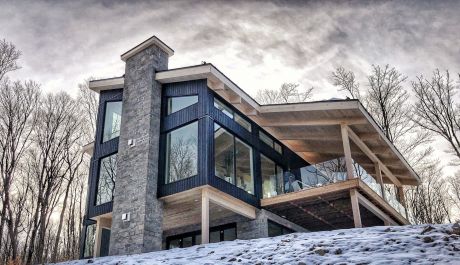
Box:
358 104 421 185
89 77 124 93
121 36 174 61
155 64 261 111
258 100 360 113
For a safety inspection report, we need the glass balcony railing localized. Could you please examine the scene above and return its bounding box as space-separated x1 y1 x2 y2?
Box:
265 156 407 219
385 187 407 218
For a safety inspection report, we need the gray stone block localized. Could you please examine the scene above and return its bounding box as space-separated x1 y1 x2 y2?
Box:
109 43 168 256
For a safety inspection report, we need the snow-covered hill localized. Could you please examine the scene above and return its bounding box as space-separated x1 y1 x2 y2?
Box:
60 224 460 265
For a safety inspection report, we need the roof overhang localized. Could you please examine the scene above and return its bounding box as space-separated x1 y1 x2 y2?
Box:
89 77 124 93
88 63 420 186
156 64 420 186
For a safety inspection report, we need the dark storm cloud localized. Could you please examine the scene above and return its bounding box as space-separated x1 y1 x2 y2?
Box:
0 0 459 94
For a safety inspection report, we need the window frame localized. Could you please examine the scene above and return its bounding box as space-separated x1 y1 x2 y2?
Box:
164 121 199 184
95 152 118 206
165 223 236 249
259 130 283 155
166 95 199 115
101 100 123 143
261 154 284 198
213 97 252 132
214 122 255 195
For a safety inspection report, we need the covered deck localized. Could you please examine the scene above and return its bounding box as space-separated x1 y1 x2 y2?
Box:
262 178 408 231
155 64 420 228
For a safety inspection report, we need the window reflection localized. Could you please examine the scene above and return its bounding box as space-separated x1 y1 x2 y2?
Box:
165 122 198 184
83 224 96 258
214 98 252 132
167 96 198 114
214 123 254 194
261 155 284 198
214 124 234 184
235 139 254 194
103 101 122 142
96 154 117 205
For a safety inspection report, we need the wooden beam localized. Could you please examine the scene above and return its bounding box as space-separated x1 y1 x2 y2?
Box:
375 163 386 201
341 124 355 180
261 179 359 206
356 191 398 226
207 78 226 91
357 179 409 225
289 202 336 229
276 132 380 141
259 117 367 127
350 189 362 228
206 187 256 219
318 196 354 222
346 127 402 187
201 189 209 244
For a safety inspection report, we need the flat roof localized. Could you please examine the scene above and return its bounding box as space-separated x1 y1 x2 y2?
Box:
89 63 420 186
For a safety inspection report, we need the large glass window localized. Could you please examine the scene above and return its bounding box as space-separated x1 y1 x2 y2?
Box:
167 95 198 114
214 123 254 194
166 224 236 249
214 124 234 184
103 101 122 142
165 122 198 184
214 98 252 132
259 130 282 154
83 224 96 258
235 139 254 194
96 153 117 205
261 155 284 198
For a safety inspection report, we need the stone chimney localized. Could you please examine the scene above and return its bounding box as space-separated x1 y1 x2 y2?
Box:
109 36 174 255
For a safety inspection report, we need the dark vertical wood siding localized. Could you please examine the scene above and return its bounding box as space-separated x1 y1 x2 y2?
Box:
86 89 123 218
158 80 308 207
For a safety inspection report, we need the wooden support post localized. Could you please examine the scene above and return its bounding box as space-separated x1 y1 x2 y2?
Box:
350 189 362 228
201 189 210 244
341 124 354 180
375 163 386 201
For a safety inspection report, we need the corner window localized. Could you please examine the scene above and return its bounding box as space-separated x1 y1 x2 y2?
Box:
167 95 198 115
165 122 198 184
214 123 254 194
103 101 122 142
214 98 252 132
261 155 284 198
259 131 282 154
83 224 96 258
96 153 117 205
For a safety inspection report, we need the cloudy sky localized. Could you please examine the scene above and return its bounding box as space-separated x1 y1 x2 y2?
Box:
1 0 459 174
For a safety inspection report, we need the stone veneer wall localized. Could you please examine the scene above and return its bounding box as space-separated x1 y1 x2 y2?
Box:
109 44 168 255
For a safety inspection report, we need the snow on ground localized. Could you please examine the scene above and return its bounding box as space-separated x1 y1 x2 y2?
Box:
60 224 460 265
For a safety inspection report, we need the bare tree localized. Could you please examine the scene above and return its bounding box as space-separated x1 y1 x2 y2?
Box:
26 92 80 264
332 66 361 100
0 79 40 260
0 39 21 81
332 65 432 166
77 78 98 143
412 70 460 165
256 83 314 104
405 161 452 224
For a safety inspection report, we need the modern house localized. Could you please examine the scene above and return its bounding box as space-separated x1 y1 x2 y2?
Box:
80 36 420 259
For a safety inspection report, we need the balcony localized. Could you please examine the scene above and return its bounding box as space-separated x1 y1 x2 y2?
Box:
262 157 408 228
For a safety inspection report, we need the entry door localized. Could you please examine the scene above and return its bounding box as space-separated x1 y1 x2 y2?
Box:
100 228 111 257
